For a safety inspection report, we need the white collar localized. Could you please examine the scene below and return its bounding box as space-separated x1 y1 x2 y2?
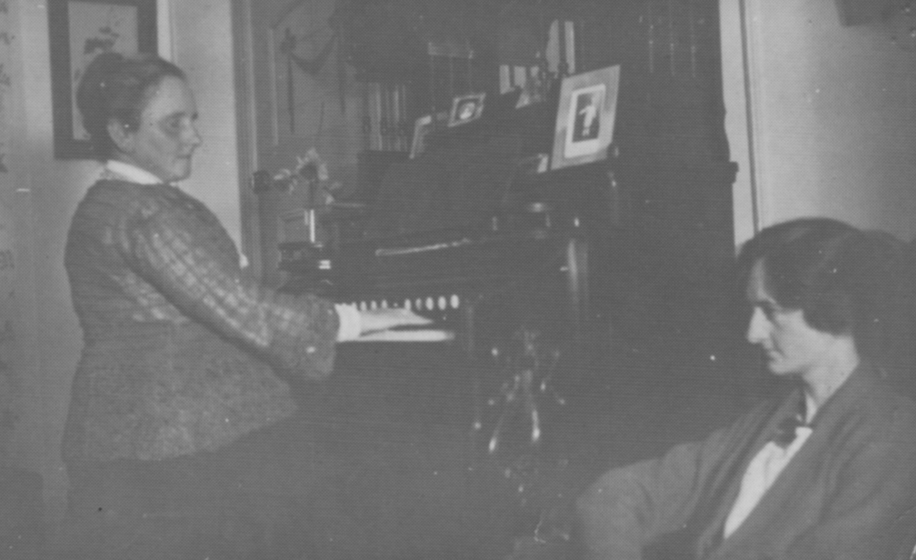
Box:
104 160 166 186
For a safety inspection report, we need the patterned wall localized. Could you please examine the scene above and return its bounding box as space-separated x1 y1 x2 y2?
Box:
0 0 19 463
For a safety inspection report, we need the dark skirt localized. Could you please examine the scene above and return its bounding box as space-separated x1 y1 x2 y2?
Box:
54 414 331 560
52 345 528 560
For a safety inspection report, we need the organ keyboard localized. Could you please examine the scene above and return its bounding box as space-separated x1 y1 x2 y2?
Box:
279 225 590 352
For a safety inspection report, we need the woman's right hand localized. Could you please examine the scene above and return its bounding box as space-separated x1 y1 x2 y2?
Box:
358 307 433 335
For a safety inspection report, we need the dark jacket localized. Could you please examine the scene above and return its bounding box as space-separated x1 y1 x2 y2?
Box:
63 179 339 463
577 363 916 560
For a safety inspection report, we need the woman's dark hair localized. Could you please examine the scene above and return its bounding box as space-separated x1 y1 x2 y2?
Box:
76 51 186 159
737 217 908 361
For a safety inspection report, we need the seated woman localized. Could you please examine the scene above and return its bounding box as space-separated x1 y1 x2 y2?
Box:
55 52 428 559
576 217 916 560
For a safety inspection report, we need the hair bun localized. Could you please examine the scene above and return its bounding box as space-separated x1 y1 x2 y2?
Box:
79 52 124 95
75 52 128 155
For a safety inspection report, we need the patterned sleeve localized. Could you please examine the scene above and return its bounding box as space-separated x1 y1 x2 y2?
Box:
576 437 723 559
575 407 769 560
117 189 339 380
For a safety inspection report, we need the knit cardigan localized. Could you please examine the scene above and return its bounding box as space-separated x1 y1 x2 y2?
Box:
577 363 916 560
63 179 339 463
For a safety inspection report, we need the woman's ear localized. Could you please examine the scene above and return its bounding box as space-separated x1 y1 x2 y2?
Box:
107 119 134 154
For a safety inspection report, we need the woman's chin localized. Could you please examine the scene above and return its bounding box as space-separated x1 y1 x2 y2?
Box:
170 161 193 182
764 358 791 376
766 362 804 379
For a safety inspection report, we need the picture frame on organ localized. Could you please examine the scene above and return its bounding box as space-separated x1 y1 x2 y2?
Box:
447 92 486 127
550 65 620 171
409 112 448 159
410 114 433 159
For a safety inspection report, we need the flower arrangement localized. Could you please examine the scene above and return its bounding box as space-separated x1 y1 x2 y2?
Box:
271 148 343 209
262 149 349 245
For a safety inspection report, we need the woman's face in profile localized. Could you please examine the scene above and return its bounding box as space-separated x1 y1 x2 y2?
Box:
118 76 201 182
745 259 839 378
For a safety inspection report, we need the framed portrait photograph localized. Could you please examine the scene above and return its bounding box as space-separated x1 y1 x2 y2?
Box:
48 0 157 159
550 65 620 171
447 92 486 127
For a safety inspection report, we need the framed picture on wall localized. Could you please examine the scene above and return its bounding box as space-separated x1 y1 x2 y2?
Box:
268 0 339 145
550 65 620 170
48 0 157 159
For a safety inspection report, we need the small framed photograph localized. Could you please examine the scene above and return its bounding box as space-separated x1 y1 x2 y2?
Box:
48 0 157 159
447 92 486 127
550 65 620 171
409 112 447 159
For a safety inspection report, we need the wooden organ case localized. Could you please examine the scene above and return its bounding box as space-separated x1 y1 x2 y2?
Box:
280 215 591 356
271 0 738 359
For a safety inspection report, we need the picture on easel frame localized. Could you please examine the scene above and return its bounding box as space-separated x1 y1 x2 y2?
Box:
447 92 486 127
550 65 620 170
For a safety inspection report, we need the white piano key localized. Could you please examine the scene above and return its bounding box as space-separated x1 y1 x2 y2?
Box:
451 294 460 309
352 329 455 342
438 296 446 310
